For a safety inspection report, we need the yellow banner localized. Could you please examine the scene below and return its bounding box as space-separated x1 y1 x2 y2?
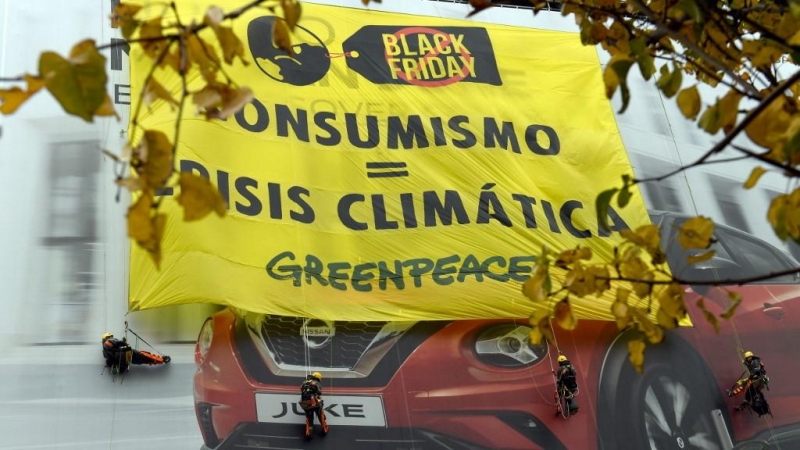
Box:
129 1 650 321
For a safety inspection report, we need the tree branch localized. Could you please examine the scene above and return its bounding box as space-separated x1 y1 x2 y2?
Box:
634 69 800 185
629 0 760 97
729 144 800 177
607 264 800 286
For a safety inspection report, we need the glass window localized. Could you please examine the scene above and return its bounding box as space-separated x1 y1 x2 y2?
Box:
708 176 751 233
716 229 796 284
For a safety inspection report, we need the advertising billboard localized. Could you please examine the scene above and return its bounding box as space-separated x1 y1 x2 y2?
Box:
128 1 651 321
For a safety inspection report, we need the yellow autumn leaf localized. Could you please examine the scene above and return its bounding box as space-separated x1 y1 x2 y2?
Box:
127 192 154 244
656 307 679 329
768 194 789 241
204 6 247 65
632 308 664 344
611 287 631 329
590 21 608 42
687 250 716 265
94 93 119 119
620 224 664 262
0 74 46 114
216 87 253 120
628 339 646 374
138 17 167 60
111 3 142 40
134 130 173 189
565 264 595 297
193 83 253 120
696 298 720 334
528 309 553 346
744 167 767 189
677 85 701 120
721 291 742 319
718 89 743 134
116 176 145 192
272 18 293 55
698 102 722 134
677 216 715 249
147 213 167 269
529 327 544 346
745 95 792 149
522 268 549 303
554 300 578 330
555 246 592 267
791 30 800 46
185 34 220 82
144 78 178 109
656 282 686 319
620 224 661 249
741 39 784 68
126 191 167 269
177 172 227 222
281 0 302 30
587 265 611 296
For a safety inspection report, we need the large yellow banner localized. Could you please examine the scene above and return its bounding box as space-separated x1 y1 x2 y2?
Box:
129 1 650 321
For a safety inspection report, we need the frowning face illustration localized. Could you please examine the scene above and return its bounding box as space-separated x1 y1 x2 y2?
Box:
247 16 331 86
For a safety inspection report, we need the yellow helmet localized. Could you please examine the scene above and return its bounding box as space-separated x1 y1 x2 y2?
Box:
102 332 113 340
557 355 568 363
312 371 323 380
744 351 754 359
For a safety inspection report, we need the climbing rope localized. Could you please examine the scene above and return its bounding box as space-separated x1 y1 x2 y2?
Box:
124 321 168 356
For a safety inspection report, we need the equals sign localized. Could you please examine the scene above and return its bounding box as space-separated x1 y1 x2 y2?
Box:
366 162 409 178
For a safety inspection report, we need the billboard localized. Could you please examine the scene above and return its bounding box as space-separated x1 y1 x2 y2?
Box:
128 1 651 321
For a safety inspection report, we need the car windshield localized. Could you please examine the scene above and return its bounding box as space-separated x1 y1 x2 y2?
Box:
661 217 796 284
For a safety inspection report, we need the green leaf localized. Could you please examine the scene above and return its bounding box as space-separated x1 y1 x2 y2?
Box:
604 56 634 113
612 59 634 113
744 167 766 189
698 102 722 134
631 37 655 80
656 63 683 98
677 86 701 120
596 188 618 232
785 127 800 161
618 184 632 208
39 40 107 122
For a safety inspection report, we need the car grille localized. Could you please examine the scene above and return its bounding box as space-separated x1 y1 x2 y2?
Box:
259 315 387 370
235 316 447 386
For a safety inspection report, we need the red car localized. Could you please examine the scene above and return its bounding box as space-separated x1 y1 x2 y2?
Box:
193 211 800 449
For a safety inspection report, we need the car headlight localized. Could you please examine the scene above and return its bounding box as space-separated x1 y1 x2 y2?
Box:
474 323 548 368
196 318 214 363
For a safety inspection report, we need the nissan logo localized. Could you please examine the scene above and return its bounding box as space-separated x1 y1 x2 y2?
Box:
301 319 335 349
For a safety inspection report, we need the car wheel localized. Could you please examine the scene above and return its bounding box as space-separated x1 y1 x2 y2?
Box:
597 331 733 450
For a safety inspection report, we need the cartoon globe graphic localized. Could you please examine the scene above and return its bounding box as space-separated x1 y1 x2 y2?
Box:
247 16 331 86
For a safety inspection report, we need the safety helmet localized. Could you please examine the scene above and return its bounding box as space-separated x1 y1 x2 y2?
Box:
557 355 568 363
744 351 754 359
102 332 113 340
312 371 323 380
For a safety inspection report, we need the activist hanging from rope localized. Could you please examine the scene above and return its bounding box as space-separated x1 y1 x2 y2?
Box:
101 321 171 381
